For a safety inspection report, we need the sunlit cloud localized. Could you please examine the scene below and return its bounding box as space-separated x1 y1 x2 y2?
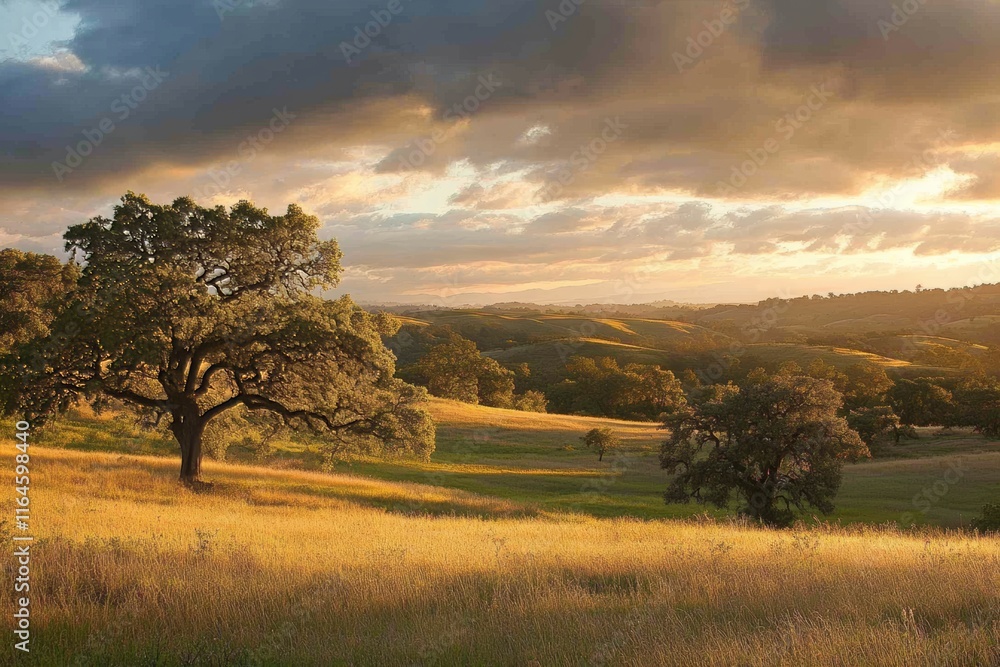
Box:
3 0 1000 303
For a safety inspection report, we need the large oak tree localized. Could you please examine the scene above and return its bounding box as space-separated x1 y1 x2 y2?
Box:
0 249 78 355
6 193 434 482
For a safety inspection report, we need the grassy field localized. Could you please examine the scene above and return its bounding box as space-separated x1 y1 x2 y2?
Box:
19 400 1000 527
10 445 1000 665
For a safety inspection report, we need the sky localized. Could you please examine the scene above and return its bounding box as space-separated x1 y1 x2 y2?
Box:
2 0 1000 306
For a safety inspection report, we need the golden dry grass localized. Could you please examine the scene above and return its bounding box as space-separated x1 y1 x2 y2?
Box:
425 396 661 437
9 446 1000 666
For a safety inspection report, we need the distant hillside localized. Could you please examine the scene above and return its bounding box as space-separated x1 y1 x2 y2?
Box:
379 285 1000 415
738 343 957 375
483 338 956 389
386 282 1000 346
392 309 729 351
485 338 685 388
663 283 1000 345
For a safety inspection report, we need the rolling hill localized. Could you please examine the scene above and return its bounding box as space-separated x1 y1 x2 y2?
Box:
387 298 974 392
395 309 729 350
481 337 955 389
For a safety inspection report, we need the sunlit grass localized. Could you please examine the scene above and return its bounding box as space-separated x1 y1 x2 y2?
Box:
11 401 1000 525
11 446 1000 665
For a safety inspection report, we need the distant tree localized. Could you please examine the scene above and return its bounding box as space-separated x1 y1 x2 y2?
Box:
551 357 624 416
476 358 518 408
513 390 548 413
913 344 977 369
970 502 1000 534
842 362 894 412
510 362 532 381
846 405 902 454
888 378 954 429
3 193 435 483
953 376 1000 437
679 368 702 392
619 363 687 421
581 427 621 462
407 334 518 408
408 336 482 403
549 357 685 421
776 361 804 377
805 358 847 393
661 369 869 527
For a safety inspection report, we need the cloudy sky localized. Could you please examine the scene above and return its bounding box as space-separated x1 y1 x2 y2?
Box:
2 0 1000 305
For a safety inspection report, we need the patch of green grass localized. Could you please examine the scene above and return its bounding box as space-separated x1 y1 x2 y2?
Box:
21 414 177 457
833 452 1000 527
16 400 1000 527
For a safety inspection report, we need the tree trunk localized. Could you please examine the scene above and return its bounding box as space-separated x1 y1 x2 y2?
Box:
599 451 604 461
179 430 203 483
172 406 206 484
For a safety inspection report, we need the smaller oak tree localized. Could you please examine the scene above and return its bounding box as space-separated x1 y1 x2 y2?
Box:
405 334 517 408
661 369 869 527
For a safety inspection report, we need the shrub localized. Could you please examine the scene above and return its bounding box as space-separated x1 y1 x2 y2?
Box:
970 503 1000 534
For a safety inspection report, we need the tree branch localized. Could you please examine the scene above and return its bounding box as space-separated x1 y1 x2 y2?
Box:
104 387 173 410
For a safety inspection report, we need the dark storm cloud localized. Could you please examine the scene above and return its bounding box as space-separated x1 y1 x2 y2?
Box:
3 0 1000 211
0 0 573 189
758 0 1000 82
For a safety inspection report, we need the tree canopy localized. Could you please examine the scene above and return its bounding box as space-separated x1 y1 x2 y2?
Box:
888 378 954 428
549 356 687 421
954 376 1000 437
3 193 434 482
661 368 869 526
0 249 78 354
401 331 548 411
